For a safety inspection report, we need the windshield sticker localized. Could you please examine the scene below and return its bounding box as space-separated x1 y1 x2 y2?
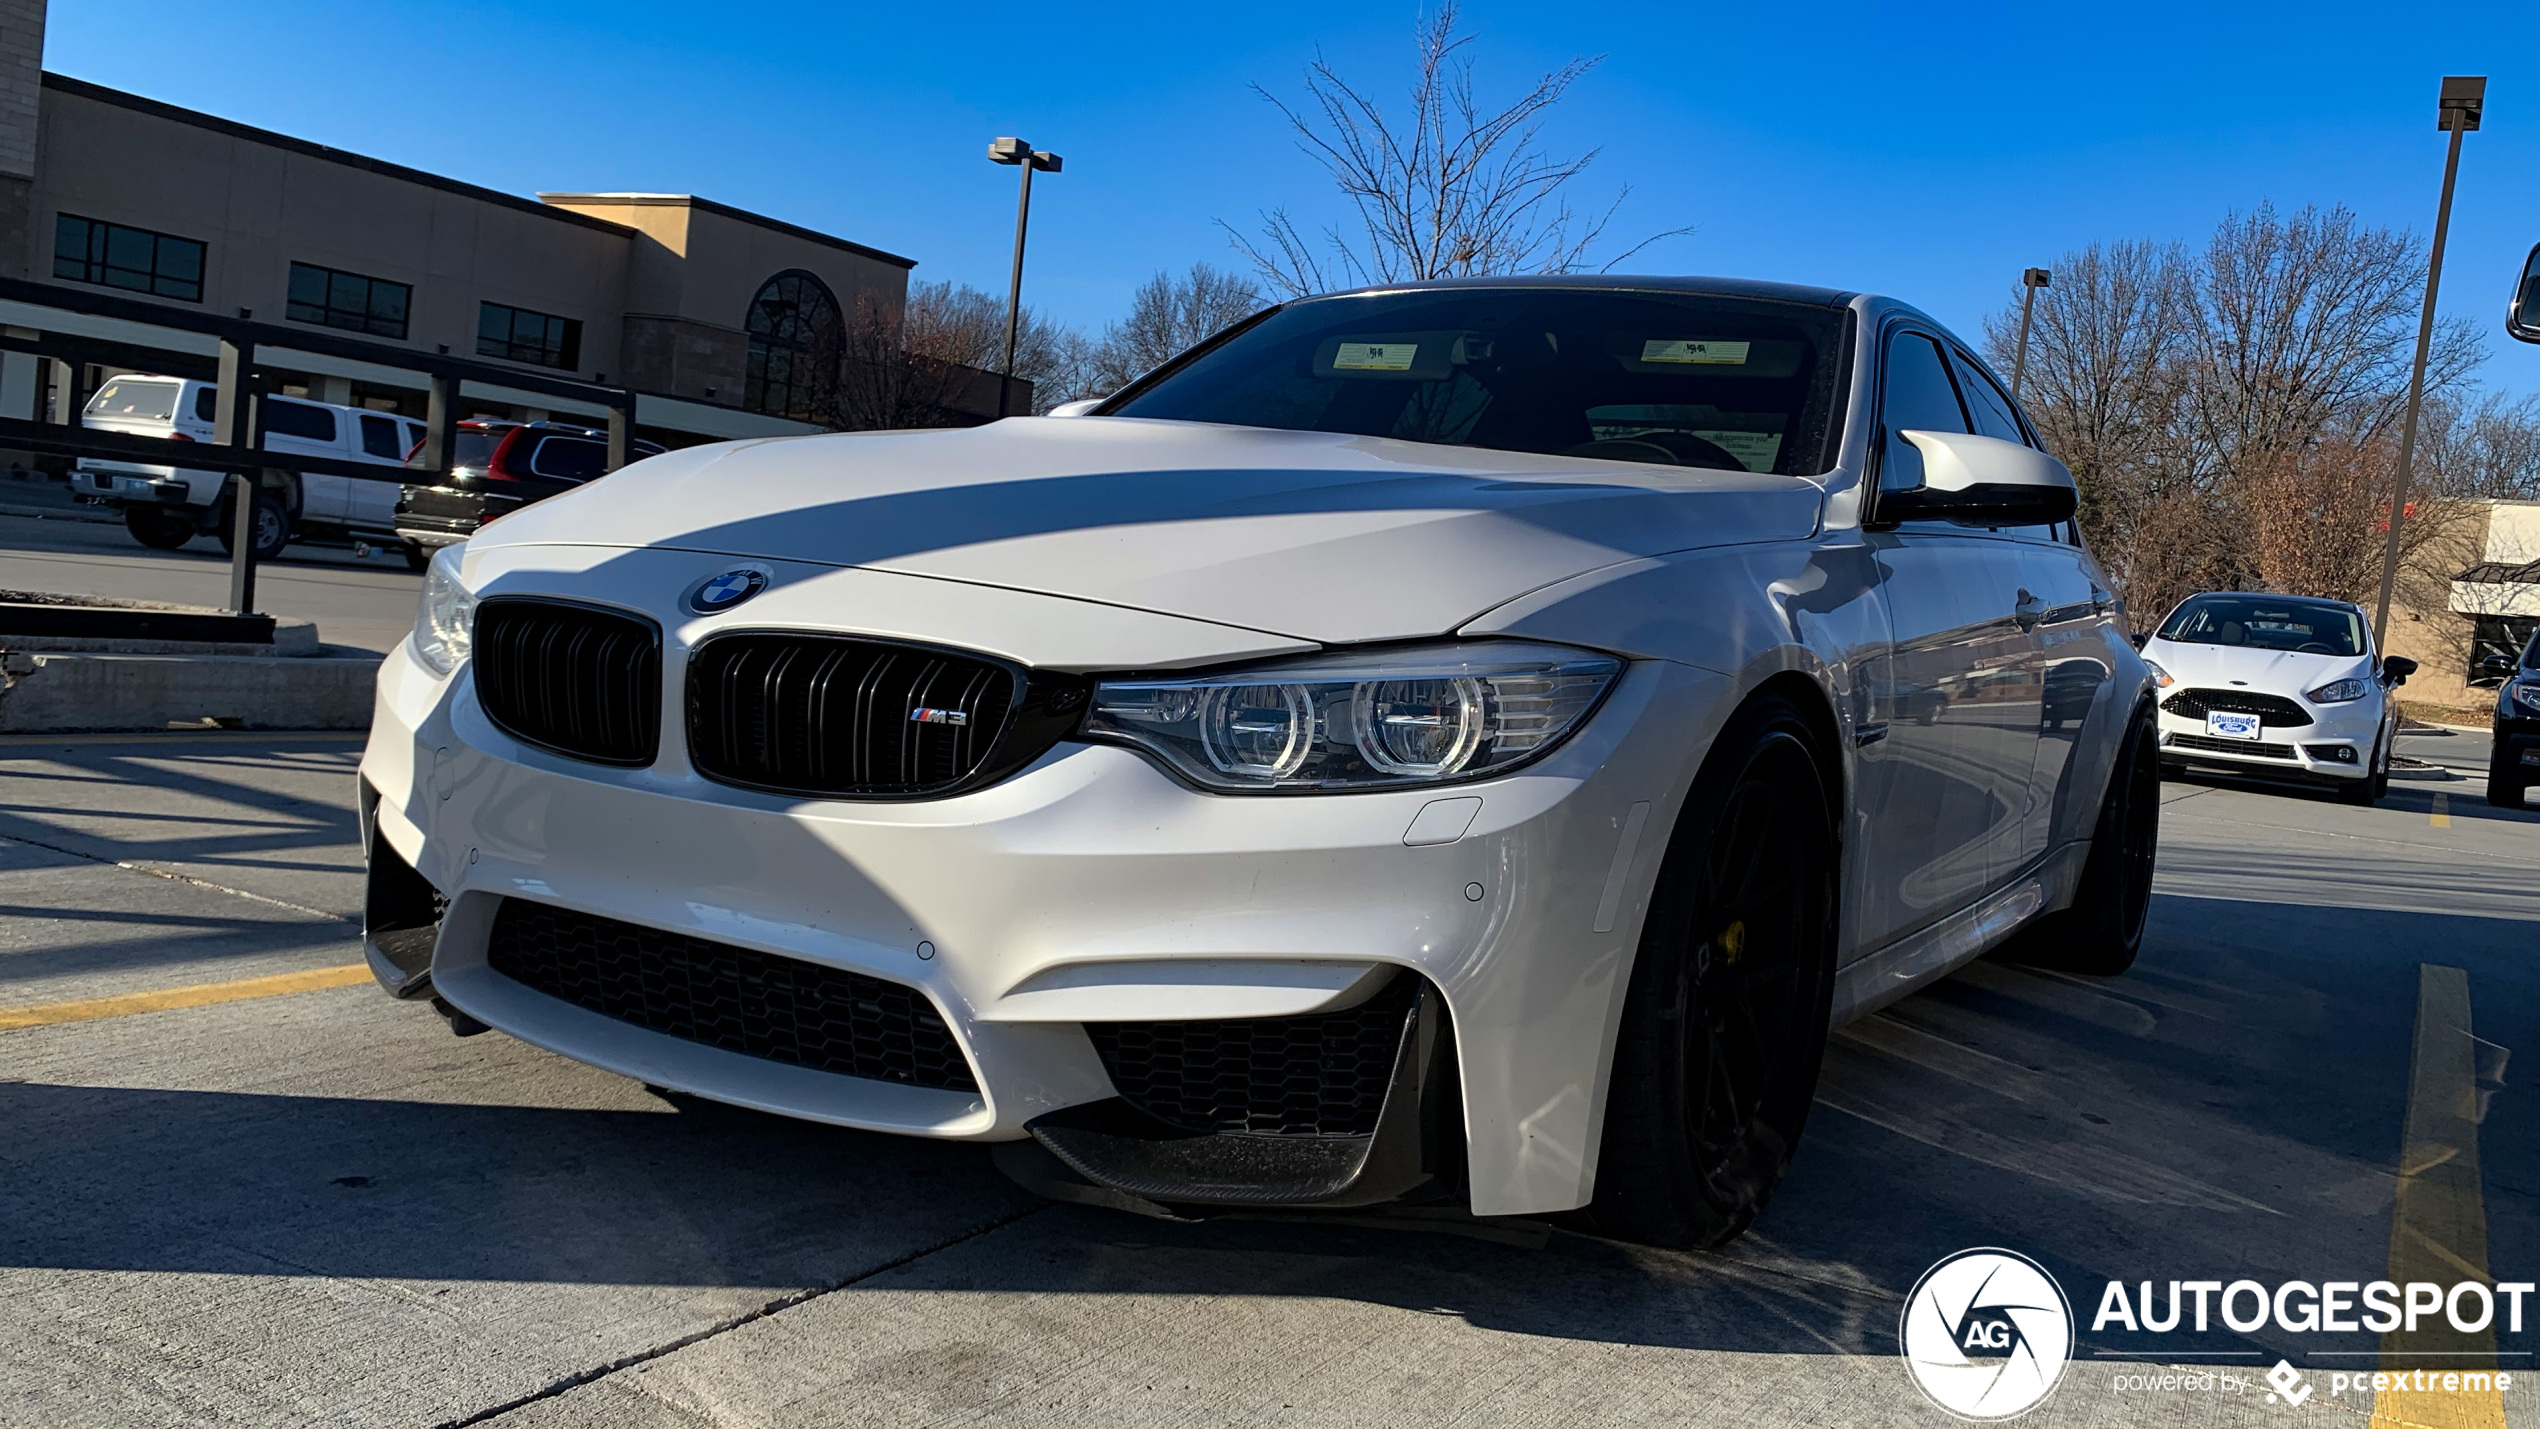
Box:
1641 339 1750 365
1333 342 1419 371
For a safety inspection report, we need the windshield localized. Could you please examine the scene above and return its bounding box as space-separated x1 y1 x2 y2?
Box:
2157 596 2365 657
1102 289 1850 475
86 379 181 422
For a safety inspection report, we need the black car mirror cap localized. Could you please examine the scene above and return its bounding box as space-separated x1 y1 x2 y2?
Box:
2382 655 2419 686
2509 241 2540 346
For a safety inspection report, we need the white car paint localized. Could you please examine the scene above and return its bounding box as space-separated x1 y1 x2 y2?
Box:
361 282 2150 1217
2141 602 2396 785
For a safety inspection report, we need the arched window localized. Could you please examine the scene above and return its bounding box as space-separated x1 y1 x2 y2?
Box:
743 271 841 420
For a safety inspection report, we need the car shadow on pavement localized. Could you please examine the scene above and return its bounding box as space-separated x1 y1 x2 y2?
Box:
6 889 2534 1361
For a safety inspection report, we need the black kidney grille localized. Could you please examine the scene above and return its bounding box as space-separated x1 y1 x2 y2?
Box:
474 600 662 765
1084 975 1419 1137
486 898 977 1093
688 634 1016 796
2160 688 2314 728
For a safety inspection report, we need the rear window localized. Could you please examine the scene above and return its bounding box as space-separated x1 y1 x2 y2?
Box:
86 379 180 422
1103 288 1850 475
527 436 606 482
264 400 336 442
452 429 503 469
2158 596 2365 657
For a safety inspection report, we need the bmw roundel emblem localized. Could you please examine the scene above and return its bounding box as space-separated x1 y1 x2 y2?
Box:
684 565 771 615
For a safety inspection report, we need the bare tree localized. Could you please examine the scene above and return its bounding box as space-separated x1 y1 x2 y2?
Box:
1226 3 1688 297
1987 204 2494 628
831 282 1089 427
1086 264 1264 396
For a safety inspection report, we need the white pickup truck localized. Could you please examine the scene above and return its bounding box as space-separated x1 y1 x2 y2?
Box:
74 373 424 560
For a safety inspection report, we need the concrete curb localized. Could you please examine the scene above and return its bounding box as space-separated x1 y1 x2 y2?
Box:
0 650 379 731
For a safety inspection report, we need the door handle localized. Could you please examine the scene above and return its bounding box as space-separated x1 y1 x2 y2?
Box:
2014 589 2045 631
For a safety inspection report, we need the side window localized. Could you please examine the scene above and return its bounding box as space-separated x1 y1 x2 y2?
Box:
358 413 405 459
401 420 425 457
1878 332 1968 492
193 386 218 423
263 400 336 442
1950 350 2027 444
527 436 606 483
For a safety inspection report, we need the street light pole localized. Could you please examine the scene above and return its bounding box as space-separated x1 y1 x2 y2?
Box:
2372 75 2485 649
988 137 1063 418
2010 267 2050 400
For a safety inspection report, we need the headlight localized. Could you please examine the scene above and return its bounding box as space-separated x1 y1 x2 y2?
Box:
2142 658 2173 689
2511 681 2540 714
2306 677 2371 704
1084 641 1621 791
410 544 476 677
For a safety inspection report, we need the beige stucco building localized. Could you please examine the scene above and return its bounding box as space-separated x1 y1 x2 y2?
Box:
0 1 987 445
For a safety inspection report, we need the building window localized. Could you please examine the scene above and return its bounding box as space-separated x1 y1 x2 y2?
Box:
53 213 207 302
477 302 581 370
288 262 411 339
744 270 841 420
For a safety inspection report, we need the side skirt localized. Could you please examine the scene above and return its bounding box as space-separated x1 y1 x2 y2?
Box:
1829 840 2089 1027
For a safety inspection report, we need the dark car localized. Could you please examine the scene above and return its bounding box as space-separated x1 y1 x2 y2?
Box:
2488 628 2540 809
394 420 664 569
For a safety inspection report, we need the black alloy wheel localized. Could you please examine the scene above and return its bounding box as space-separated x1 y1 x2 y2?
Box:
2004 700 2158 976
1583 692 1837 1249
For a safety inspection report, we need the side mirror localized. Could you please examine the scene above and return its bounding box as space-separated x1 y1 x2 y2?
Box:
1877 430 2079 527
2511 243 2540 345
2381 655 2418 687
1045 398 1104 418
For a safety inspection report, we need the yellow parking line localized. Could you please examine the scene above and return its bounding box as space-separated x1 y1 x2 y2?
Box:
2371 965 2504 1429
2431 793 2452 829
0 964 372 1030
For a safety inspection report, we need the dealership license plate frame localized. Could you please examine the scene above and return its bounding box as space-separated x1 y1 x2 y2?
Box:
2206 710 2264 742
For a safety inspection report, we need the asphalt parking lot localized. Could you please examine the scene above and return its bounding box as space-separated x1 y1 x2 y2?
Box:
2 723 2535 1427
0 502 424 655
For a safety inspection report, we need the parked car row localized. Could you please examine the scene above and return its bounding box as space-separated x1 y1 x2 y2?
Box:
75 374 652 568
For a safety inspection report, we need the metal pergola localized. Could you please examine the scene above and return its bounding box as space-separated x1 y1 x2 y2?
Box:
0 274 647 616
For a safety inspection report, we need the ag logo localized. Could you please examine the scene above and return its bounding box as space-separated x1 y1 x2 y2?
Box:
1900 1248 2073 1421
683 564 772 615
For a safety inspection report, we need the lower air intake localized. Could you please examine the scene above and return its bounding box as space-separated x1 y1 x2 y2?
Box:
1082 974 1419 1137
485 898 976 1093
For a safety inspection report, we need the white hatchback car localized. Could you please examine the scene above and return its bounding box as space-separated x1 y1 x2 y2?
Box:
2141 592 2414 805
360 278 2156 1246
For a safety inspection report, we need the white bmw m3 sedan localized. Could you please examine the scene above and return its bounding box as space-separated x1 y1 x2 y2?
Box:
2141 592 2415 805
359 277 2158 1247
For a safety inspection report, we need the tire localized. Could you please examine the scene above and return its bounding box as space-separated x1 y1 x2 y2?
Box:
1580 692 1838 1249
214 490 290 562
402 541 432 572
2004 701 2158 976
2335 733 2389 806
123 505 193 550
2494 757 2530 810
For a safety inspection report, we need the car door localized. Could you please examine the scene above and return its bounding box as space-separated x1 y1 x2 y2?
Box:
263 397 347 523
1947 346 2116 866
346 412 412 531
1856 329 2044 948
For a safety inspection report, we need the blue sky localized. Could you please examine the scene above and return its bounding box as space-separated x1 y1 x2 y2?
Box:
47 1 2540 396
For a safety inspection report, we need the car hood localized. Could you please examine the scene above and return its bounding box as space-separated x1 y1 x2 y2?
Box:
477 416 1827 644
2141 637 2374 697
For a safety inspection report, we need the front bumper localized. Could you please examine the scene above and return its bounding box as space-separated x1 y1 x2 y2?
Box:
2154 697 2383 781
360 614 1719 1217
